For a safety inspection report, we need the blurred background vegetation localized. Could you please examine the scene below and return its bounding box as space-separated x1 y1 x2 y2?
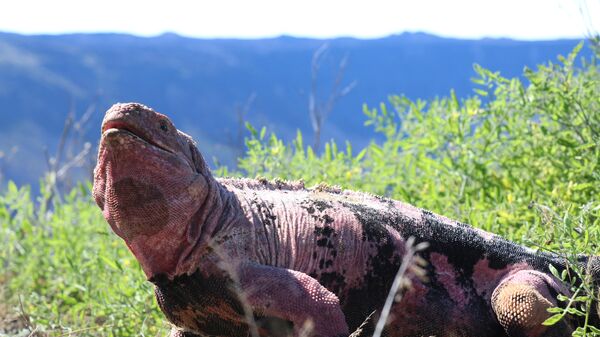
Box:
1 41 599 335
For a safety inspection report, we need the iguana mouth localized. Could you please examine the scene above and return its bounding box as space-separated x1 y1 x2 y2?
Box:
102 120 173 154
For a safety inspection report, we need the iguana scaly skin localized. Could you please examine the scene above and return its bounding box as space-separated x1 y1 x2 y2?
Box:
93 103 599 337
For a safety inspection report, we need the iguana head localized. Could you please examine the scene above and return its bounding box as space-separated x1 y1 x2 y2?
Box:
93 103 211 276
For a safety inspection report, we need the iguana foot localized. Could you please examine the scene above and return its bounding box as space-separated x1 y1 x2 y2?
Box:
491 270 572 337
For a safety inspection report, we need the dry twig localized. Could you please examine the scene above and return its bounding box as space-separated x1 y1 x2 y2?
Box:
308 43 357 150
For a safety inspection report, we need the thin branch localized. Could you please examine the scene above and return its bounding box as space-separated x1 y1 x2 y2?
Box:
56 142 92 179
53 106 75 172
308 44 356 150
56 324 113 337
17 295 36 335
309 43 329 133
323 54 355 121
41 102 97 209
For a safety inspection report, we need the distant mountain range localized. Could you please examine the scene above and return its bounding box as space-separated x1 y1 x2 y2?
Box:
0 31 589 187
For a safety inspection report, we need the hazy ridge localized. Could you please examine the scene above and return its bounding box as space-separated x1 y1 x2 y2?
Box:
0 31 587 186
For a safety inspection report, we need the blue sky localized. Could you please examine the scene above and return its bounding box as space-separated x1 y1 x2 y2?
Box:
1 0 599 40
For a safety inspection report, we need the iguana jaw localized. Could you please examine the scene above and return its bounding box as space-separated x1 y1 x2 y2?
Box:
93 103 210 277
102 121 174 155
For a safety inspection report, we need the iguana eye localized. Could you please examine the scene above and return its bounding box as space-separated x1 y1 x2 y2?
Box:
159 121 169 132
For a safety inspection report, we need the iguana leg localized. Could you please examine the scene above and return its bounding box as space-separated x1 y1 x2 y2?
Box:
236 262 349 337
491 270 572 337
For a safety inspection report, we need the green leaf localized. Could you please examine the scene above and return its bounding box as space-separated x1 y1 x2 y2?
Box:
557 137 578 148
7 180 18 196
542 313 564 326
245 122 257 136
100 255 123 271
474 88 488 97
549 264 560 279
356 148 367 161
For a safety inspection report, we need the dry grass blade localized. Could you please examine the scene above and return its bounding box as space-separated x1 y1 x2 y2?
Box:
297 319 315 337
372 237 429 337
209 240 260 337
18 295 34 333
348 311 375 337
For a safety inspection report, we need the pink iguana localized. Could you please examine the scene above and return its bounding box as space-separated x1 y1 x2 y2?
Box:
93 103 596 337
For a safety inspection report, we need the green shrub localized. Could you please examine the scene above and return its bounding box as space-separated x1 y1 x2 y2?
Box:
0 182 169 336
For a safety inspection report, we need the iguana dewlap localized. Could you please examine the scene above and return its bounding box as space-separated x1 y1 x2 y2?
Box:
93 103 595 337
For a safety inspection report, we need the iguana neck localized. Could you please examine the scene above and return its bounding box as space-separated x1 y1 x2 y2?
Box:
125 172 242 279
175 174 243 276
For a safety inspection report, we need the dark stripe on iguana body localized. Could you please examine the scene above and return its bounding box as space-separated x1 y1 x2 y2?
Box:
94 103 597 337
